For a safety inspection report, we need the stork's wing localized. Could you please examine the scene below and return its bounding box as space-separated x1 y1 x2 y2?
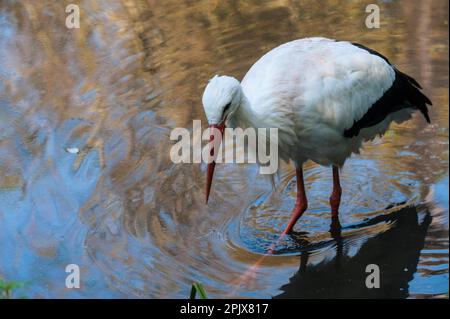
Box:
241 38 431 137
343 43 431 137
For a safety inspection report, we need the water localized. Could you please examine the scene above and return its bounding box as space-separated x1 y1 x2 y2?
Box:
0 0 448 298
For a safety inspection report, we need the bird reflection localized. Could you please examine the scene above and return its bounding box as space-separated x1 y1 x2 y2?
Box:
275 205 431 299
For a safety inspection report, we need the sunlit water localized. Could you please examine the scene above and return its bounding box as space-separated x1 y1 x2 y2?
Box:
0 1 448 298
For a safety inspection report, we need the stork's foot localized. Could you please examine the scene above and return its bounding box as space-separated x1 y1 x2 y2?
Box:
329 188 342 215
329 165 342 216
282 166 308 235
329 214 342 238
282 202 308 235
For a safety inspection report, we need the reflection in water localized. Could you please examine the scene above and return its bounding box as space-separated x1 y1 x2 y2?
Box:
276 206 431 299
0 0 448 298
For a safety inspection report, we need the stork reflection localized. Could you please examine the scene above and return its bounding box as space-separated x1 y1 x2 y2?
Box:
275 205 431 299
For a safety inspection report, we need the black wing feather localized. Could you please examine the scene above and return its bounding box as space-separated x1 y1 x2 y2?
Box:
343 43 432 138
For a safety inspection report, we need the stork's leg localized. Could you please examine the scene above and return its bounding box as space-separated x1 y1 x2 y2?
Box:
282 166 308 235
330 165 342 216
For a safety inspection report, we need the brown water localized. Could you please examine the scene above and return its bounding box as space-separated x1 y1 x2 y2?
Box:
0 0 448 298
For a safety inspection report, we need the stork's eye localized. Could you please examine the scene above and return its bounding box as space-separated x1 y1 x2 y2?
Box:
223 102 231 113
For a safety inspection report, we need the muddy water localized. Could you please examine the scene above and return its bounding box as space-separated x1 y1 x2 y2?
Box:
0 0 448 298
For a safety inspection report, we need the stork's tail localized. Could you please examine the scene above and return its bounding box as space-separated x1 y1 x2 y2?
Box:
397 70 432 123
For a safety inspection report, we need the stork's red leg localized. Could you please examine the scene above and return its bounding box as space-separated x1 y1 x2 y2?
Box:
282 166 308 235
330 165 342 215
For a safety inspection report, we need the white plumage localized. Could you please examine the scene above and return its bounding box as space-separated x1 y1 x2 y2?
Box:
202 37 431 234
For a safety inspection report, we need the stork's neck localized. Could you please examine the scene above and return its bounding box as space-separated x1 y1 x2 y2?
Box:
231 92 260 130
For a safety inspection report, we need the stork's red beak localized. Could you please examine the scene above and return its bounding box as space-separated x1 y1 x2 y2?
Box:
205 122 225 204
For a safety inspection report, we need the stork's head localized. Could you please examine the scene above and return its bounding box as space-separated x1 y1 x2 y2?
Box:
202 75 242 204
202 75 242 125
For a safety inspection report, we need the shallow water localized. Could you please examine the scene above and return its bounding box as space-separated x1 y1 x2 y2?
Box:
0 0 448 298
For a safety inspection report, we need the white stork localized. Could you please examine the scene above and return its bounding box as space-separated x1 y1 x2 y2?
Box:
202 37 431 235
